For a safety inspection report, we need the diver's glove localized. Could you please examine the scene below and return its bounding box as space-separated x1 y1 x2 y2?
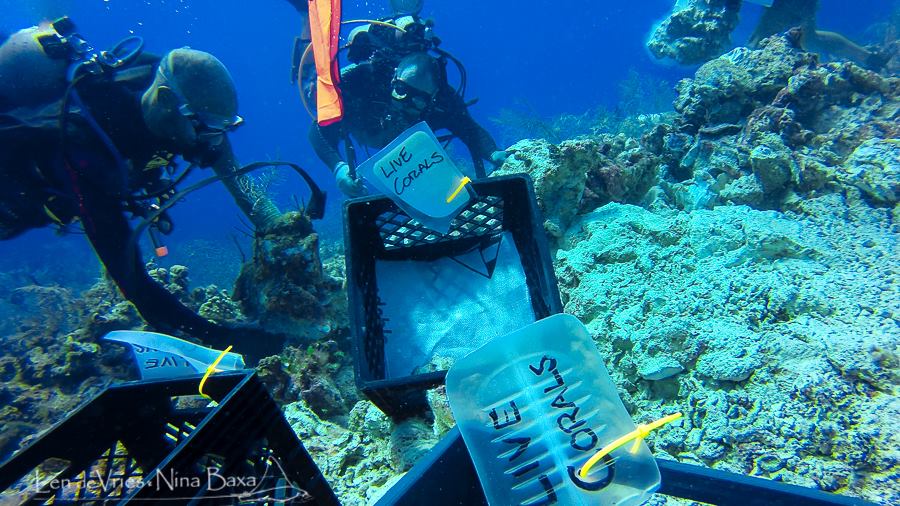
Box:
334 162 367 198
490 150 509 167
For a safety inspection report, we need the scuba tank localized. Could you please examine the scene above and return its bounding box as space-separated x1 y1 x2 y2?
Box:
35 17 173 256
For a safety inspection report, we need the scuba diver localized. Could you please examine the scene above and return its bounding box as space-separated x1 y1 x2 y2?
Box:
287 0 507 197
748 0 887 68
0 20 320 359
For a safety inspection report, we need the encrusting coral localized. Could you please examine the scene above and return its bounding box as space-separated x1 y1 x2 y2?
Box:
234 211 346 342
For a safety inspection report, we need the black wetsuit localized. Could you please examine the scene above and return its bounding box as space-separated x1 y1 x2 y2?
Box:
0 54 282 358
750 0 819 47
309 57 498 178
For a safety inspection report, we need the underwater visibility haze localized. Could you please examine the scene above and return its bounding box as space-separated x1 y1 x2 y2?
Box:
0 0 897 504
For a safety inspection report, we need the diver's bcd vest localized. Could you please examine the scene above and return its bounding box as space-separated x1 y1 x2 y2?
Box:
0 17 171 232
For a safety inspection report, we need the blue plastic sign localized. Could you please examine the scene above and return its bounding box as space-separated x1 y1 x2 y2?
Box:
446 314 660 506
356 121 472 233
104 330 245 380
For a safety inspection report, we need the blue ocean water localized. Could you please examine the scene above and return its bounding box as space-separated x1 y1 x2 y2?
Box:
0 0 892 289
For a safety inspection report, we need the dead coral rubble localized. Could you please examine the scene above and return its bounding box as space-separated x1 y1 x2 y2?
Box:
490 31 899 505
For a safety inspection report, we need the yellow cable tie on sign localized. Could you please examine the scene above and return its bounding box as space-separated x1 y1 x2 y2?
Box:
198 345 233 400
446 176 472 203
579 412 683 478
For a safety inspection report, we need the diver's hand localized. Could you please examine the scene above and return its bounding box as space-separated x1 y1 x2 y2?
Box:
334 162 367 198
490 150 509 167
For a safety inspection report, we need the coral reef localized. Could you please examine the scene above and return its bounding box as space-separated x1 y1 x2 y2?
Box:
495 134 663 244
284 400 440 506
663 34 899 211
234 211 346 342
3 24 897 506
647 0 742 65
490 31 898 505
0 277 132 459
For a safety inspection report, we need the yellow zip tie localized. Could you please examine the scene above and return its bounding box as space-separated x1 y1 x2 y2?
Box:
446 177 472 203
198 345 233 399
579 412 683 478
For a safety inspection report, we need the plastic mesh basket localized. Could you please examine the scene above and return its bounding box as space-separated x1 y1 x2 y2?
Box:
0 372 338 505
343 175 563 419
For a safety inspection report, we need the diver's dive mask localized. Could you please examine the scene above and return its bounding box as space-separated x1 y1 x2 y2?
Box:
391 78 435 113
178 102 243 148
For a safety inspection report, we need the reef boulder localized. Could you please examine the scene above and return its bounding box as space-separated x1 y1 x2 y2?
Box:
647 0 742 65
840 138 900 205
495 135 661 241
494 138 589 240
674 34 817 133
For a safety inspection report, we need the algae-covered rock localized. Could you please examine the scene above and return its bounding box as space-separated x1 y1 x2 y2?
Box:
749 134 796 195
841 138 900 205
582 135 661 212
647 0 742 65
494 138 589 239
234 211 345 341
674 34 816 133
638 355 684 381
495 135 661 240
426 385 455 438
285 400 398 505
719 174 765 207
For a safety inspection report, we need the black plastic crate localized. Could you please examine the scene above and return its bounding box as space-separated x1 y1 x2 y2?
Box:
374 429 876 506
0 371 338 505
343 175 563 419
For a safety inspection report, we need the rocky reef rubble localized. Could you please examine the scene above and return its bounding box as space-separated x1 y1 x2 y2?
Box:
496 133 664 244
493 33 899 504
556 200 897 500
283 399 447 505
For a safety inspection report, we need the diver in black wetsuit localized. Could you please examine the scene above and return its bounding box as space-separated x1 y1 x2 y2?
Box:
287 0 507 197
748 0 887 68
0 21 288 359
